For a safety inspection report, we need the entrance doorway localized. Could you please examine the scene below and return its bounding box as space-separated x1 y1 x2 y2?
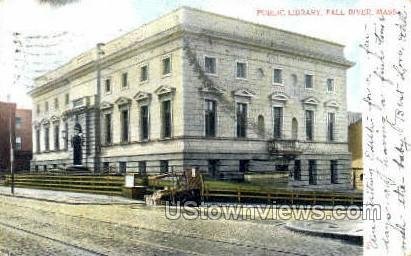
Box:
73 123 82 165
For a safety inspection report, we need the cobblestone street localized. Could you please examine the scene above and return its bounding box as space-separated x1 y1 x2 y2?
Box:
0 194 362 255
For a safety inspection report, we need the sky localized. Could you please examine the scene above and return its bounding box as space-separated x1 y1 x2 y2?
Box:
0 0 399 110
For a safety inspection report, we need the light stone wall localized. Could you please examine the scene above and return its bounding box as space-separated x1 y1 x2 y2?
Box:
30 7 353 188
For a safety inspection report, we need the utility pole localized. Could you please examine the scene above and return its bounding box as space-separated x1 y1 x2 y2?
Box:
94 43 105 173
7 94 15 195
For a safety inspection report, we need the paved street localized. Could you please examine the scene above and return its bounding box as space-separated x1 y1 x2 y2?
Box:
0 194 362 255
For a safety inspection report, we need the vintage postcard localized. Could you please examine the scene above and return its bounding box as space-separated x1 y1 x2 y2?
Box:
0 0 409 255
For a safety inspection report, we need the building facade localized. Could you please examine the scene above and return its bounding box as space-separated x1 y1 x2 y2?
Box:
348 112 363 190
0 102 32 173
30 7 354 188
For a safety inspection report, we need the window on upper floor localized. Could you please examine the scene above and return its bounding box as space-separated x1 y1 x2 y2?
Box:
161 100 172 138
120 109 129 142
36 105 40 114
54 98 59 109
105 78 111 93
205 100 216 137
236 103 247 138
205 56 216 74
236 62 247 79
327 112 336 141
122 73 128 88
54 124 60 150
162 57 171 76
44 127 50 151
273 107 283 139
36 129 40 153
273 69 283 84
305 110 314 141
15 117 22 129
331 160 338 184
15 137 22 150
305 74 313 89
140 65 148 82
140 105 149 140
45 101 49 112
327 78 335 92
104 113 112 145
65 93 70 106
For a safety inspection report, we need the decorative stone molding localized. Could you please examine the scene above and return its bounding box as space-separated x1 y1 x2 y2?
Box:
40 118 50 126
324 99 340 109
50 115 60 123
302 96 320 106
269 92 290 102
154 85 176 97
198 85 225 95
100 101 114 110
133 91 152 102
114 97 132 107
232 88 256 98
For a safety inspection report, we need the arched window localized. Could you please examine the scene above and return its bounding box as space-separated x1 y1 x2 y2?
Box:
292 117 298 140
257 115 265 138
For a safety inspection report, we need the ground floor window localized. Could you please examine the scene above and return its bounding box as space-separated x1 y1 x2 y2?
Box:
139 161 147 175
119 162 127 173
103 162 110 172
330 160 338 184
308 160 317 185
239 160 250 173
208 160 219 177
294 160 301 181
160 160 169 174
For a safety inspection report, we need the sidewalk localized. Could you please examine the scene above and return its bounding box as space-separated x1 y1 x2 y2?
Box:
0 186 143 205
286 220 363 244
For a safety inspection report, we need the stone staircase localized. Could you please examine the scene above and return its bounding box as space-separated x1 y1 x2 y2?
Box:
3 174 124 196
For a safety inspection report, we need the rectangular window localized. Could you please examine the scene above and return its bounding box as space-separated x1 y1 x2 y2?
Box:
64 122 69 150
140 105 149 140
162 57 171 75
15 117 22 129
273 107 283 139
294 160 301 181
44 127 50 151
140 65 148 82
305 110 314 141
119 162 127 174
205 57 216 74
36 104 40 114
208 160 219 177
327 112 335 141
138 161 147 175
36 129 40 153
15 137 22 150
54 125 60 150
331 160 338 184
327 78 334 92
273 69 282 84
239 160 250 173
122 73 128 88
205 100 216 137
65 93 70 105
54 98 59 109
103 162 110 172
161 100 172 138
308 160 317 185
105 78 111 93
160 160 169 174
104 113 112 144
236 103 247 138
45 101 49 112
121 109 129 142
236 62 247 79
305 74 313 89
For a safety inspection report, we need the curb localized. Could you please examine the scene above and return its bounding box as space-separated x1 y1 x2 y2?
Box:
285 222 363 245
0 192 144 206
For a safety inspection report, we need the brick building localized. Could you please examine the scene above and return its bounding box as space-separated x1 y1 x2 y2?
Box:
30 7 354 189
0 102 32 173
